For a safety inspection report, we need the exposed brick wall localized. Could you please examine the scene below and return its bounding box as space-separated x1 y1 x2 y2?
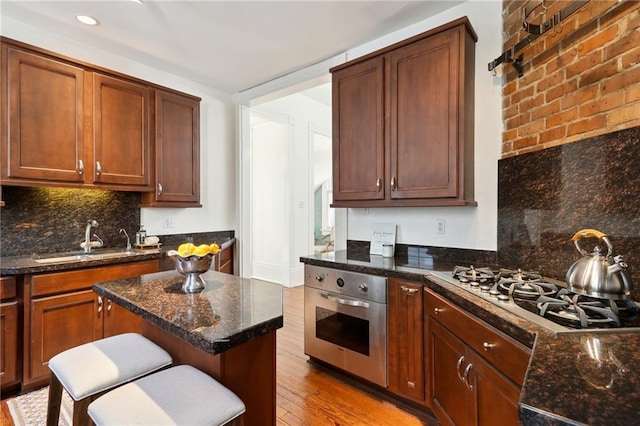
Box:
501 0 640 157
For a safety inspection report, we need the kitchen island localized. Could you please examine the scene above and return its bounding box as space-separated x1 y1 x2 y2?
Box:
92 269 283 426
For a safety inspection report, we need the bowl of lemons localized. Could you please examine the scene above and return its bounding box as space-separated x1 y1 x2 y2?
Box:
168 242 220 293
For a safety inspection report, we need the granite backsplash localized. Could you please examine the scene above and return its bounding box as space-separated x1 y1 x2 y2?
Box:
0 186 233 257
498 126 640 300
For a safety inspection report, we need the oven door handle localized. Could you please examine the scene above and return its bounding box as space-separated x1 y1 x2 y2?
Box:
321 292 370 309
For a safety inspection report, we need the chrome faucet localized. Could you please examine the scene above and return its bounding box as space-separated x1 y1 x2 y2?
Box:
81 220 103 253
119 228 132 252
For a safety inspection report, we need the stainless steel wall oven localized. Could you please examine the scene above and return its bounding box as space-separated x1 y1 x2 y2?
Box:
304 265 388 387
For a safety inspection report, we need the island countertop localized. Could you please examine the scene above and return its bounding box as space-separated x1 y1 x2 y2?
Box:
92 269 284 355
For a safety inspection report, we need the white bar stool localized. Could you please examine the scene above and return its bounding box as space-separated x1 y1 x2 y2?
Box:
88 365 246 426
47 333 172 426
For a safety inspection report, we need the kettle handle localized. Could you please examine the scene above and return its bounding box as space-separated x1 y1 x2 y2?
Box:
572 229 613 257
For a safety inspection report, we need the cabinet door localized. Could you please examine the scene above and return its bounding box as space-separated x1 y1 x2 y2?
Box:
332 56 385 202
92 73 151 188
430 320 471 426
100 295 143 338
388 278 424 402
143 90 201 206
27 290 100 385
3 45 85 183
0 301 19 389
472 354 521 426
388 27 461 200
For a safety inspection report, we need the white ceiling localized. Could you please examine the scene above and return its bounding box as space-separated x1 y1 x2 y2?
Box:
1 0 464 95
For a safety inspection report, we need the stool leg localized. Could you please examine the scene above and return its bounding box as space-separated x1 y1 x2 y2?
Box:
72 397 92 426
46 374 63 426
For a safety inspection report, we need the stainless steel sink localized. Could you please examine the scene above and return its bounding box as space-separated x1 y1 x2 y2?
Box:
33 249 152 264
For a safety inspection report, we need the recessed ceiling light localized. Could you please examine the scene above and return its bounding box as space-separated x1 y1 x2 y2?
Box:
75 14 100 26
131 0 144 4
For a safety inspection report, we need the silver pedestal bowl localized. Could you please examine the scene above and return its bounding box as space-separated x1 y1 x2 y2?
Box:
172 253 214 293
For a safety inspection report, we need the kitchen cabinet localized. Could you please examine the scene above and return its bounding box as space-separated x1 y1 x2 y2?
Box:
217 242 234 274
425 288 530 426
91 73 151 188
140 89 201 207
22 260 158 389
331 17 477 207
2 44 85 184
1 40 152 191
1 276 20 391
387 278 425 404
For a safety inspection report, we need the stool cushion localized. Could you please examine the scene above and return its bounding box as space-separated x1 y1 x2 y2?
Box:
88 365 246 426
48 333 172 401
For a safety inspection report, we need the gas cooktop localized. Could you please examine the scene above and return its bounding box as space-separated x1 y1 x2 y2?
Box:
428 266 640 335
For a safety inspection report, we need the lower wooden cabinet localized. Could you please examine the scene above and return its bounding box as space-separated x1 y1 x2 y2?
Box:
23 260 158 389
425 288 530 426
217 243 234 274
387 278 425 403
1 276 20 391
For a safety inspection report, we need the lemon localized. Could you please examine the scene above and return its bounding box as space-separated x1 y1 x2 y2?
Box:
178 243 195 257
209 243 220 254
194 244 211 256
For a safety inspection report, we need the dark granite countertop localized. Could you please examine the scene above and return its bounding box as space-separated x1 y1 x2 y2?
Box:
0 237 236 275
93 268 283 355
301 250 640 426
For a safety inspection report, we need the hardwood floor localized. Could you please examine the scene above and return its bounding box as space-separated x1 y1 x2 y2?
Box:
276 285 435 426
1 284 435 425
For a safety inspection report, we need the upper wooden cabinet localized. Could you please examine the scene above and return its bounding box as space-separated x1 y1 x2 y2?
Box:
331 18 477 207
1 38 200 202
92 73 151 188
141 90 201 207
2 46 85 183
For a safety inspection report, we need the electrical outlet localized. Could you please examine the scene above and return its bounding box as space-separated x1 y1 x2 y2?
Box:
436 219 446 235
164 217 176 228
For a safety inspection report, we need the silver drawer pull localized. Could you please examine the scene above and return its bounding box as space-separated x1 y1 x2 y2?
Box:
463 363 473 390
97 296 103 313
434 307 443 314
376 178 382 191
78 159 84 175
400 286 419 293
483 342 496 351
158 183 163 194
456 356 465 381
96 161 102 175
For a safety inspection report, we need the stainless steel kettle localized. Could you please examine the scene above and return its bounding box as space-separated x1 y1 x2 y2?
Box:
565 229 633 300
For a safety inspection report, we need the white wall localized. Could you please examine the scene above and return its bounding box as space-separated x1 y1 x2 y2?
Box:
344 0 503 251
237 0 503 253
1 16 237 238
252 94 332 286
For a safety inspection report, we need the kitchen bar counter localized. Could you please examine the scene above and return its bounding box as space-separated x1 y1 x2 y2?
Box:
301 250 640 426
93 269 283 425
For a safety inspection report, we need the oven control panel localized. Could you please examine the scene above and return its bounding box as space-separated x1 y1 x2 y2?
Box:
305 265 387 304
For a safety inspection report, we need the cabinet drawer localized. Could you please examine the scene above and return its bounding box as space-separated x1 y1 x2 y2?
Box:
425 289 531 386
1 276 17 301
30 260 158 297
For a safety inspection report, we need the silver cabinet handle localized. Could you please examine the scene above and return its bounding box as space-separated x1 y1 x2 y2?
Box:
390 176 397 191
78 159 84 175
376 178 382 191
463 363 473 390
400 285 419 293
321 292 369 309
96 161 102 176
434 307 443 314
107 299 112 312
483 342 496 351
158 183 163 194
456 356 465 381
97 296 103 313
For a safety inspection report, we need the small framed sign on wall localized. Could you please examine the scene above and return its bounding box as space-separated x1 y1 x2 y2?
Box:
370 223 397 256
